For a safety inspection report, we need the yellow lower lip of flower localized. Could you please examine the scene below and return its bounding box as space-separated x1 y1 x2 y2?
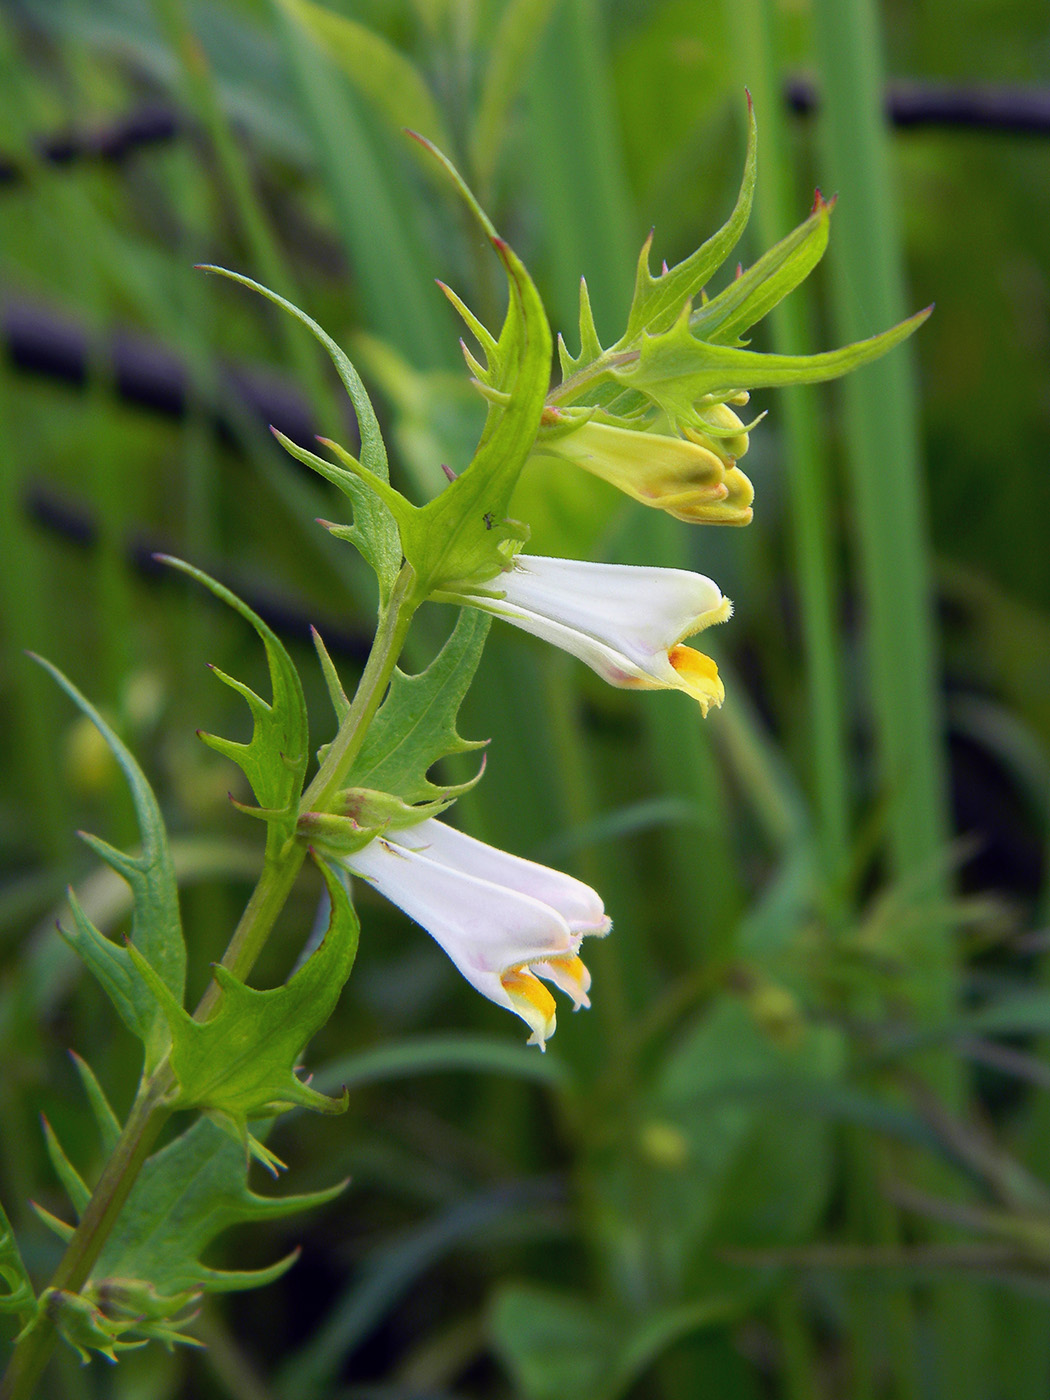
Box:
668 645 725 714
501 965 558 1047
661 465 754 526
536 952 592 1009
642 479 727 505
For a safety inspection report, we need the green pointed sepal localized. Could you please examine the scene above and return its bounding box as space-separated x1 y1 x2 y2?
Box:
689 189 834 348
32 656 186 1072
124 856 357 1131
85 1279 204 1353
22 1287 148 1364
298 777 477 859
22 1278 204 1363
160 558 309 852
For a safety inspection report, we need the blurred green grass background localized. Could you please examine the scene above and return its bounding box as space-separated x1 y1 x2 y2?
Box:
2 0 1050 1396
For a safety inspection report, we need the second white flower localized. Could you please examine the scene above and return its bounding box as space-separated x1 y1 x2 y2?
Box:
444 554 732 715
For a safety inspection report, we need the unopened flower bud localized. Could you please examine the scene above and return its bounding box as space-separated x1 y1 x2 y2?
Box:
534 417 750 525
682 399 752 466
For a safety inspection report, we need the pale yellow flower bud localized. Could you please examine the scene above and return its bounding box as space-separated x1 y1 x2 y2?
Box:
535 415 754 525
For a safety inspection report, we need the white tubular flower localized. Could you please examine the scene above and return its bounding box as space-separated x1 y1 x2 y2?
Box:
446 554 732 716
344 817 610 1049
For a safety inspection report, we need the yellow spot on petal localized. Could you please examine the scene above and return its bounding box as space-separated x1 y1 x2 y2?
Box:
668 646 725 715
502 966 557 1049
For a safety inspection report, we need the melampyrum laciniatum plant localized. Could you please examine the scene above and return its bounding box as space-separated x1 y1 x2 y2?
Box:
0 110 926 1394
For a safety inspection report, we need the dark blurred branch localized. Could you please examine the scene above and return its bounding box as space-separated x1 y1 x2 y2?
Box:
786 77 1050 135
25 484 372 663
3 299 370 659
1 300 318 449
1 80 1048 195
0 103 182 184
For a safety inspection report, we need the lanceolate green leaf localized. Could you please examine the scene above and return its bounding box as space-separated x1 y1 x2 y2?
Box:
690 192 833 346
398 138 553 590
62 888 167 1055
615 95 757 347
91 1116 345 1299
41 1119 91 1219
33 656 185 1068
612 303 932 421
346 608 490 805
160 558 308 849
272 431 405 591
0 1199 37 1325
126 858 358 1138
276 0 454 158
199 267 401 600
470 0 560 193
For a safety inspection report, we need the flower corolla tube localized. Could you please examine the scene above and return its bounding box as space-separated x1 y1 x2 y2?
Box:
444 554 732 715
344 817 610 1048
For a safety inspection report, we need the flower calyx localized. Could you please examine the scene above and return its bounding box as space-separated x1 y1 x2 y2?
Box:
534 408 754 526
297 786 459 858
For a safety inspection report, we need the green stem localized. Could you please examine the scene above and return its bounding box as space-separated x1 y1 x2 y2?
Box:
201 564 418 1017
1 573 420 1394
302 565 420 812
0 1080 173 1400
193 850 308 1024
